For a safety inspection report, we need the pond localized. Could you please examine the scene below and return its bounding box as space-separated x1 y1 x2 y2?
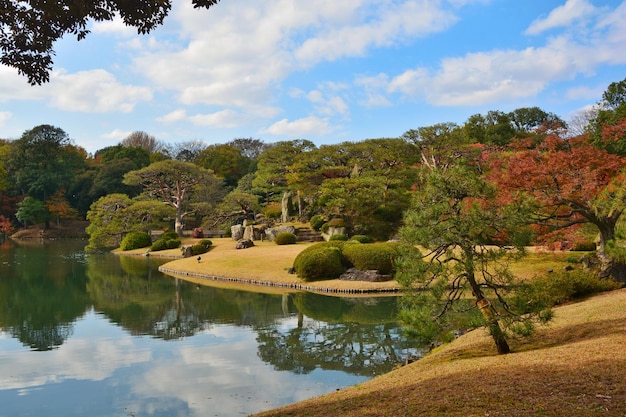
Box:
0 238 420 417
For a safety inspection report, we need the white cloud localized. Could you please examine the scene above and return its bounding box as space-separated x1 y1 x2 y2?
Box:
47 70 153 112
525 0 596 35
102 128 132 141
157 109 189 124
381 2 626 107
129 0 459 124
0 66 152 113
189 109 241 127
0 111 12 126
294 0 457 66
261 116 335 136
91 16 137 37
158 108 247 128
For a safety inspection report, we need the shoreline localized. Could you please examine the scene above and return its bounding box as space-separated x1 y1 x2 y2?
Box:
119 238 403 295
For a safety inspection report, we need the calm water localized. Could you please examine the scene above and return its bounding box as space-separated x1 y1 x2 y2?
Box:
0 238 419 417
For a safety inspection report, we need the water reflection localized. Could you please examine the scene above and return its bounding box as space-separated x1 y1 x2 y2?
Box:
0 239 420 416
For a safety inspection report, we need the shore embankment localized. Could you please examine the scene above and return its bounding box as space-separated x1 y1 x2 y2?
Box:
142 238 402 295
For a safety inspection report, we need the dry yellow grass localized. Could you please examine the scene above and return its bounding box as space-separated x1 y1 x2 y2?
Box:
252 288 626 417
149 238 402 294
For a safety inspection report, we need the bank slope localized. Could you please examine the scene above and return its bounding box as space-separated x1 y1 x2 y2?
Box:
251 288 626 417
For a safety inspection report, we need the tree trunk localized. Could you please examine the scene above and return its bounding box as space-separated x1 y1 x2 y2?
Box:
477 298 511 354
175 207 184 236
465 248 511 354
596 219 626 282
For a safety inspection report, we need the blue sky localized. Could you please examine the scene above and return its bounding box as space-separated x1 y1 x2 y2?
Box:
1 0 625 154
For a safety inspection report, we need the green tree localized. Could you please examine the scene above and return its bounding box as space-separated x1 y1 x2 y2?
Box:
589 77 626 155
16 196 49 226
90 158 143 200
7 125 77 202
463 111 516 146
195 144 252 188
397 164 546 355
1 0 222 85
508 107 565 133
85 193 133 251
123 160 221 236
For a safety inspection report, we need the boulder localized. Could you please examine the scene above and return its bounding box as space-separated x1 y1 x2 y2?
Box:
181 245 193 258
265 225 297 242
231 224 244 240
242 225 264 241
235 239 254 249
338 268 392 282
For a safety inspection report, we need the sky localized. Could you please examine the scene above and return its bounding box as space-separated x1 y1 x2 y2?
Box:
1 0 625 154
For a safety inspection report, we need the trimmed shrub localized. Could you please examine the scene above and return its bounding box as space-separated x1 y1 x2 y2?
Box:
150 232 181 252
350 235 373 243
527 269 622 306
329 234 348 241
150 239 168 251
310 215 326 231
165 238 181 249
161 231 179 240
572 241 597 251
120 231 152 251
191 239 213 255
342 242 399 275
275 232 297 245
293 246 345 281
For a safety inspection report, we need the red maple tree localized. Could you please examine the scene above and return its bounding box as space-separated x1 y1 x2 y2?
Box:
489 131 626 279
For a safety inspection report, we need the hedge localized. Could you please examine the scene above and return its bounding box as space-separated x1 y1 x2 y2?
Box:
120 231 152 251
342 242 399 275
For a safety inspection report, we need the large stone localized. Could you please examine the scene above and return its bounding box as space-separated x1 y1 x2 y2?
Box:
231 224 244 240
338 268 392 282
235 239 254 249
265 225 297 242
242 225 264 241
181 245 193 258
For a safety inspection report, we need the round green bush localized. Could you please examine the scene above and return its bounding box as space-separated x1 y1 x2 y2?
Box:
309 215 326 231
191 239 213 255
342 242 399 275
350 235 373 243
328 234 348 241
161 231 179 240
293 246 345 281
275 232 297 245
150 239 168 251
165 238 181 249
120 231 152 251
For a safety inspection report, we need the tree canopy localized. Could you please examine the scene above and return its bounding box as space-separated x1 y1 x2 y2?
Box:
1 0 221 85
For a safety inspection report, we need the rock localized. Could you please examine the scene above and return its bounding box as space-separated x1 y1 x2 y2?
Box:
265 225 296 242
338 268 392 282
242 225 264 241
231 224 244 240
181 245 193 257
563 265 574 271
235 239 254 249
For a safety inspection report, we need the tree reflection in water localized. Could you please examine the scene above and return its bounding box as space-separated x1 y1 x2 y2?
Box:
256 293 420 376
2 239 421 377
